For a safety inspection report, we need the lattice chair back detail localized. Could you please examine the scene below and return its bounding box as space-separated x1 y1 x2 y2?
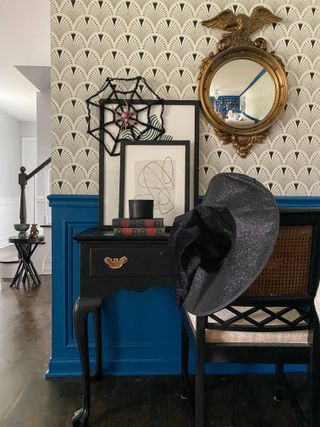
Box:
182 209 320 427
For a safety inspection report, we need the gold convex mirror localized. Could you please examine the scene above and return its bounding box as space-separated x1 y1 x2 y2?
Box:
210 59 276 127
198 7 288 157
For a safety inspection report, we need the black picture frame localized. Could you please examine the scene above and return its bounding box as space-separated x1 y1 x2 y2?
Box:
119 140 190 227
99 99 199 229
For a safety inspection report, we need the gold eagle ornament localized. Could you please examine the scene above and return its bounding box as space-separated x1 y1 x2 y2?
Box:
202 6 282 47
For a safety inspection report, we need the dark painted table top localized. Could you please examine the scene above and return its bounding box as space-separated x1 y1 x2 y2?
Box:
9 235 44 244
73 227 170 242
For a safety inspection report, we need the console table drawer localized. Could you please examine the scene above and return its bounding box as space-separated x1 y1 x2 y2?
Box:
89 246 171 278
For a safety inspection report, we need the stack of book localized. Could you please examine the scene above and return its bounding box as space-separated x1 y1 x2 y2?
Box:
112 218 165 236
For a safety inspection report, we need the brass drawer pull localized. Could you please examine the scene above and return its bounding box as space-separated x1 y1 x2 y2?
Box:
104 256 128 269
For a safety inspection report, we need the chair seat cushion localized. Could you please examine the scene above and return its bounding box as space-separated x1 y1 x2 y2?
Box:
186 308 309 344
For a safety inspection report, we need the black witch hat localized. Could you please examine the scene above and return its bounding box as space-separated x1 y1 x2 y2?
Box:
170 173 279 316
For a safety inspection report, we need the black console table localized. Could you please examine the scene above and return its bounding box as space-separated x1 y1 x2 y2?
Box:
72 228 172 426
9 235 44 289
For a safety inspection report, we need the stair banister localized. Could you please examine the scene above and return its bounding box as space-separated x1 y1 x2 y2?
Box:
17 157 51 226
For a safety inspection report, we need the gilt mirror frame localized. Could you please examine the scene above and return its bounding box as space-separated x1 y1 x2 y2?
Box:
198 7 288 158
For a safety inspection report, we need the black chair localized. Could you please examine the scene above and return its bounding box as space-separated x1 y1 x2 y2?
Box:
181 209 320 427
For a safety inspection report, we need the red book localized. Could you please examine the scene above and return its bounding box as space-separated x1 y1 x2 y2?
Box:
113 227 166 237
112 218 164 228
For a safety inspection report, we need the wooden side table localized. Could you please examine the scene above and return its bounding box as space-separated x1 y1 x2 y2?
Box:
9 235 44 289
72 228 172 426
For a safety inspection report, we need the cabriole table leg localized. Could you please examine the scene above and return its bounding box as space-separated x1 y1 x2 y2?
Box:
72 297 102 427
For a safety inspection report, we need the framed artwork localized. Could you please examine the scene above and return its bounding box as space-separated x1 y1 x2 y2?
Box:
119 141 190 227
99 99 199 228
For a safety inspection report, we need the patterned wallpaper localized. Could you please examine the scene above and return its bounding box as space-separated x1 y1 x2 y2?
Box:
51 0 320 196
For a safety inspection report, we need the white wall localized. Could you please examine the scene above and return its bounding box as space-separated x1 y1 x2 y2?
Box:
36 87 51 225
0 109 20 245
20 122 36 139
22 137 37 224
36 88 50 163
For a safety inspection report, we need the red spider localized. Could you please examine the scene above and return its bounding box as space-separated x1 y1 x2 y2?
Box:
114 100 138 129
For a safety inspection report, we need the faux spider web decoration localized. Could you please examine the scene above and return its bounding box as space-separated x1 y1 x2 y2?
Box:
86 76 171 156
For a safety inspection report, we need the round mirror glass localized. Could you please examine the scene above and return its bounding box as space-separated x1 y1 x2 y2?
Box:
209 59 276 128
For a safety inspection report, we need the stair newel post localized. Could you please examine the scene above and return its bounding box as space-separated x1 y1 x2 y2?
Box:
14 166 30 238
18 166 28 225
14 157 50 239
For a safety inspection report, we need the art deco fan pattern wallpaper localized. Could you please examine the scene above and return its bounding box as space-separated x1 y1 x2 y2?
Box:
51 0 320 196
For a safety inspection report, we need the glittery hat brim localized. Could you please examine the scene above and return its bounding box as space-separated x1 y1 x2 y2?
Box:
183 173 279 316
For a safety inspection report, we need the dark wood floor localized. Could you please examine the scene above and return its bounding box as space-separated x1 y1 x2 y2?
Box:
0 276 309 427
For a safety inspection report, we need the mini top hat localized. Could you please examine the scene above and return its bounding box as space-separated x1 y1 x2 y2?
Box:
170 173 279 316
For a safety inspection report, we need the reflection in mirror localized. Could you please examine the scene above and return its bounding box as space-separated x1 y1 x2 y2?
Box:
210 59 276 128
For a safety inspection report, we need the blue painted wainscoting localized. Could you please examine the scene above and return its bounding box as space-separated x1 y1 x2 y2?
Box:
47 195 181 377
47 195 320 378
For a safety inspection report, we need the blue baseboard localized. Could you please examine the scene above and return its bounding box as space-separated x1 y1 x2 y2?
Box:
46 360 306 378
46 357 182 378
47 195 320 378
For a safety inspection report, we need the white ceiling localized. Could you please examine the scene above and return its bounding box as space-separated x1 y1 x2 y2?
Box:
0 0 50 122
210 60 264 97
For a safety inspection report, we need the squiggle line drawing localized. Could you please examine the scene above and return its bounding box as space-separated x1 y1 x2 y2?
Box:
136 157 175 215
